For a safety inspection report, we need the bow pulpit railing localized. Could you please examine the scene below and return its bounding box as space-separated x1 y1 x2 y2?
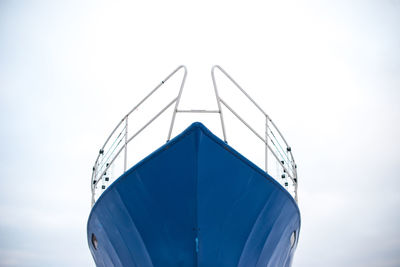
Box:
91 65 298 206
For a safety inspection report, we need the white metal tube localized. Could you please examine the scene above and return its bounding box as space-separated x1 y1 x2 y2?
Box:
126 65 186 117
95 136 124 180
211 66 227 142
177 109 220 113
96 126 125 169
93 119 125 168
93 145 125 187
129 98 177 144
211 65 297 200
213 65 267 116
91 65 298 205
269 130 295 169
220 98 295 183
220 98 265 143
268 145 295 183
91 66 187 188
91 180 95 206
268 117 291 149
93 66 187 170
93 98 177 188
167 66 188 141
265 115 269 173
124 117 128 172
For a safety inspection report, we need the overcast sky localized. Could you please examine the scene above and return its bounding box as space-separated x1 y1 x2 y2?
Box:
1 0 399 266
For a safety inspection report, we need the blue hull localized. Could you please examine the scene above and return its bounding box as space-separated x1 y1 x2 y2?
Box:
87 122 300 267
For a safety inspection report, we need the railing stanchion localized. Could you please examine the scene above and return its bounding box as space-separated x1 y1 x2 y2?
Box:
265 115 269 173
167 66 187 141
124 117 128 172
212 65 298 202
211 66 228 142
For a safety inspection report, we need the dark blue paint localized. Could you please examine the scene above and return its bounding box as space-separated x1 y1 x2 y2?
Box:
87 122 300 267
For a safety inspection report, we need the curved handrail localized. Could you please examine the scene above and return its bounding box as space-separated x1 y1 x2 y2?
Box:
211 65 298 202
91 66 187 205
90 65 298 205
212 65 268 116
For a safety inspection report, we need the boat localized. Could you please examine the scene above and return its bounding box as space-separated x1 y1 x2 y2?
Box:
87 66 300 267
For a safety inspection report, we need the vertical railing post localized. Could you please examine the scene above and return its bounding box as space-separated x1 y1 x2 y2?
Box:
167 66 187 142
294 167 298 203
211 66 227 142
124 116 128 172
265 115 269 173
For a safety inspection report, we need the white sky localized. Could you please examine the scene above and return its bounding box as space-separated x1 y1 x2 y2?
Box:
0 0 399 266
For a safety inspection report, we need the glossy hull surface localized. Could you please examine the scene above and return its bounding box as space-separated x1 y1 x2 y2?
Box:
87 122 300 267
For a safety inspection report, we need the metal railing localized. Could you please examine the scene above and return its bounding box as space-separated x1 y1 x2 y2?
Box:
91 65 298 205
211 66 298 202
